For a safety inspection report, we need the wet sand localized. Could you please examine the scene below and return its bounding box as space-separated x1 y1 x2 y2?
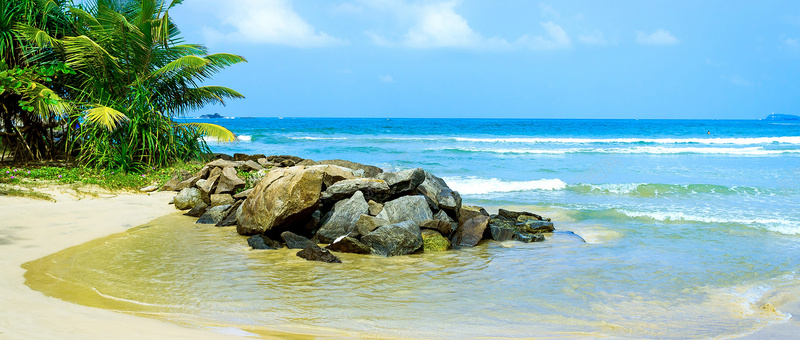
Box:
0 188 237 339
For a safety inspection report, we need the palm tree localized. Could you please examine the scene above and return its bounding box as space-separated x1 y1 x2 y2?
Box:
0 0 75 162
59 0 245 170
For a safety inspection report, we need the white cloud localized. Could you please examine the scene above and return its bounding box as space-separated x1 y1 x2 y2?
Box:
516 21 571 50
539 2 560 19
784 37 799 48
636 29 679 45
578 31 607 45
203 0 343 47
402 1 483 48
379 74 394 83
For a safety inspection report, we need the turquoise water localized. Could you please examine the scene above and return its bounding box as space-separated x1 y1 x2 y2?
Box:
29 118 800 338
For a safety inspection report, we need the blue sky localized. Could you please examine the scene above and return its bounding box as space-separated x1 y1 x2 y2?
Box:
170 0 800 119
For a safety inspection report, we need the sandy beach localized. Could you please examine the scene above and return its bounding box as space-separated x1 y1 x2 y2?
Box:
0 188 237 340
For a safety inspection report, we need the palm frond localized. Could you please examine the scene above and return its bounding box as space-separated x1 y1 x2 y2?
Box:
14 23 60 49
180 122 237 142
85 105 128 131
22 81 71 119
154 54 208 75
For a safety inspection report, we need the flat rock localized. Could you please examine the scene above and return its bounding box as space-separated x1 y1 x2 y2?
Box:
326 236 371 254
315 191 369 243
207 159 245 168
281 231 316 249
518 219 555 233
296 244 342 263
489 225 516 241
452 215 490 247
174 187 202 210
241 160 264 172
515 232 545 243
184 201 208 217
315 159 383 178
499 208 549 222
196 204 231 224
175 175 201 191
321 178 390 202
361 220 424 257
247 234 283 249
376 195 433 225
210 193 234 207
139 185 159 192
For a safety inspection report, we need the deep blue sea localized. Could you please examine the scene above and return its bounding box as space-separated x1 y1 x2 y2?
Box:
66 117 799 337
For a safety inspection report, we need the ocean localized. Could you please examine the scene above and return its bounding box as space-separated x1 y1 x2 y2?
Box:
25 118 800 338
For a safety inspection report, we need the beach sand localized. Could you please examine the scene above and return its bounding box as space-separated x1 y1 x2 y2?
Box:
0 188 237 340
2 188 799 339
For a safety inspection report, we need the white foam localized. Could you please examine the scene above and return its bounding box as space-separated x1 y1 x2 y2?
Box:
443 177 567 195
237 135 252 141
439 146 800 155
286 136 800 145
617 209 800 235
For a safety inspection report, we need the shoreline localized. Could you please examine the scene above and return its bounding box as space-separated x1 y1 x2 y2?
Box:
2 186 799 339
0 188 237 339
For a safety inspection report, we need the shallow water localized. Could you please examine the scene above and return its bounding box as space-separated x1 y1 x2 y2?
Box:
23 118 800 338
24 210 798 339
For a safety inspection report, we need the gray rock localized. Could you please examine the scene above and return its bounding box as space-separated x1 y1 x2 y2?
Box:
417 171 462 218
354 214 391 238
281 231 316 249
194 166 211 180
139 185 159 192
241 160 264 172
160 170 192 191
375 168 426 197
184 201 208 217
296 244 342 263
315 191 369 243
174 187 203 210
376 195 433 225
458 205 489 227
206 159 245 169
361 220 424 257
368 200 383 216
247 234 282 249
452 215 489 247
490 225 516 241
197 174 218 196
175 175 201 191
216 200 243 227
315 159 383 178
514 232 545 243
321 178 390 202
326 236 371 254
196 204 231 224
498 208 549 222
210 193 235 207
233 188 252 200
267 155 304 164
215 166 246 194
420 218 453 236
434 210 457 235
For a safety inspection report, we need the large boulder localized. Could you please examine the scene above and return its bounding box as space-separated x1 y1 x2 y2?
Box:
361 221 424 257
321 178 390 202
422 229 451 251
210 194 234 207
175 176 201 191
315 191 369 243
184 201 208 217
417 171 462 219
518 218 555 233
376 195 433 225
489 225 516 241
305 164 358 187
174 187 203 210
281 231 316 249
237 166 324 235
452 215 490 247
296 244 341 263
458 205 489 227
315 159 383 178
215 166 246 194
375 168 426 198
498 208 550 222
326 236 371 254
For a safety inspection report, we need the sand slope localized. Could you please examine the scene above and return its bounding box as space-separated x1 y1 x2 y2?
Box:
0 189 237 339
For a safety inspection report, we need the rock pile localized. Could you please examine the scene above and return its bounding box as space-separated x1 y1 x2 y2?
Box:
163 154 554 263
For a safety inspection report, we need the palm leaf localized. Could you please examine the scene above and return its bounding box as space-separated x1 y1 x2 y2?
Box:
180 122 237 142
14 23 60 49
85 105 128 131
154 54 208 76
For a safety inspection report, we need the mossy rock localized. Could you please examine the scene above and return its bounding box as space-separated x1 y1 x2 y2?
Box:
422 229 451 251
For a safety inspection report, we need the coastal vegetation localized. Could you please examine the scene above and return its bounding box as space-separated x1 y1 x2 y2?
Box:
0 0 243 172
